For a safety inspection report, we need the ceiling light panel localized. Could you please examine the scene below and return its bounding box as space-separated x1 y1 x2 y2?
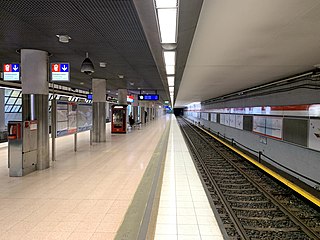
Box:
167 76 175 86
155 0 177 8
166 65 175 75
164 51 176 66
169 86 174 93
158 8 177 43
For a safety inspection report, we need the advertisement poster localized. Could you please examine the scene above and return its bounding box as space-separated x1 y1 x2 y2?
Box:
309 119 320 151
56 101 68 137
229 114 236 128
68 103 77 134
77 104 92 132
224 114 230 126
235 115 243 129
253 116 266 135
220 114 225 125
265 117 282 139
210 113 217 123
253 116 283 139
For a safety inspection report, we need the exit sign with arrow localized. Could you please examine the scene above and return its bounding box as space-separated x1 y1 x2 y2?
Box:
51 63 70 82
3 63 20 81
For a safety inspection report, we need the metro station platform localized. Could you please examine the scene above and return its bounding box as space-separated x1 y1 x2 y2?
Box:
0 115 225 240
0 116 168 240
154 116 223 240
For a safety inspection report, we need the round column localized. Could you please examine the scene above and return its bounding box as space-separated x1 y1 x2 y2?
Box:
21 49 49 170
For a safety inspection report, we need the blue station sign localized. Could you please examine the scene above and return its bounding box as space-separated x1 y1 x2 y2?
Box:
51 63 70 82
3 63 20 81
138 94 159 101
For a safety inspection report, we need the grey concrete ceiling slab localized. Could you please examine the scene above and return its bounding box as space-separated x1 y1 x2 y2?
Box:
175 0 320 107
0 0 167 100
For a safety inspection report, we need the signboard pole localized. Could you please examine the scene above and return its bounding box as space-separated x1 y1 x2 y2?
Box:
51 100 57 162
90 129 93 145
74 133 77 152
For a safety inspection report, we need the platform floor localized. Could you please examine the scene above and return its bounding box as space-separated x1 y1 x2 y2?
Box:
0 117 168 240
155 116 224 240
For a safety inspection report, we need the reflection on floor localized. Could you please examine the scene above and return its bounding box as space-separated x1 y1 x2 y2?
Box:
0 117 168 240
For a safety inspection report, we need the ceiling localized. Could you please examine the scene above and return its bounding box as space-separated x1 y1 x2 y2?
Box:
0 0 168 100
175 0 320 107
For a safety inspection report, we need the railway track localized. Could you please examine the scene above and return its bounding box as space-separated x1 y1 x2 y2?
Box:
177 117 320 240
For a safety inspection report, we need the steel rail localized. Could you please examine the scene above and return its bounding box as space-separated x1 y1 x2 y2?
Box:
179 119 250 240
179 117 320 240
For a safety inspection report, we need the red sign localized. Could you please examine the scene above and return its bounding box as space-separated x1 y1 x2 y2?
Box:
52 63 60 72
3 64 11 72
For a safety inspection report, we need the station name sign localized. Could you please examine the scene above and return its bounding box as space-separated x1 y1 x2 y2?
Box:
3 63 20 81
51 63 70 82
138 94 159 101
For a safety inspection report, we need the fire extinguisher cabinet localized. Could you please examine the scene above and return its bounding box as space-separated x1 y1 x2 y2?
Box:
111 105 127 133
7 120 38 176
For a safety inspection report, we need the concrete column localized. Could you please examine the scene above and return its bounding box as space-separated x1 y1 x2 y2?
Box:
118 89 127 105
21 49 49 170
0 88 5 131
92 79 106 142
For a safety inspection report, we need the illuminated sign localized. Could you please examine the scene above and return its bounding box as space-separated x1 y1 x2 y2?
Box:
51 63 70 82
3 63 20 81
138 94 159 101
127 95 134 103
87 94 92 100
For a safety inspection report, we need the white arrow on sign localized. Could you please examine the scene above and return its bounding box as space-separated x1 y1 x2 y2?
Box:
62 65 67 71
13 65 18 71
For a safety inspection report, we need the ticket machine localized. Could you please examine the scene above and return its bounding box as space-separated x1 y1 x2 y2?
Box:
8 120 38 176
111 104 127 133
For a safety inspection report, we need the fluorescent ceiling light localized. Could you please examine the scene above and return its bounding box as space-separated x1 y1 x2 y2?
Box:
166 65 175 75
155 0 177 8
167 76 175 86
164 51 175 66
158 8 177 43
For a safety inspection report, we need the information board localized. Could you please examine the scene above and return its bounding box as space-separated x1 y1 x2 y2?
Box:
3 63 20 81
51 63 70 82
138 94 159 101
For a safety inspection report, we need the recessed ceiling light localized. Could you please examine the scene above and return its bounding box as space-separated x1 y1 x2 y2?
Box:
118 74 124 79
80 82 84 85
129 82 134 86
56 34 71 43
99 62 107 68
107 90 111 93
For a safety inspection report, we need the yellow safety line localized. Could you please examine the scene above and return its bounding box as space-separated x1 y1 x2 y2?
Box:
199 127 320 207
